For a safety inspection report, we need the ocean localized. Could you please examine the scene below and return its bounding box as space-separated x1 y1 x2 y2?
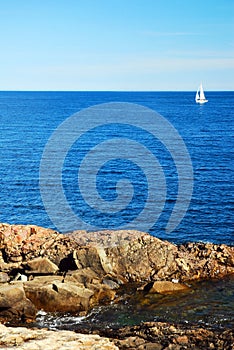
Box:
0 91 233 245
1 91 233 331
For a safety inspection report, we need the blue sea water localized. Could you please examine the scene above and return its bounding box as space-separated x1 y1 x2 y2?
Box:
0 91 233 245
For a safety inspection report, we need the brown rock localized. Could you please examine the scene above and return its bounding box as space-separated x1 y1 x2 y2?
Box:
175 335 189 344
99 322 234 350
23 274 116 313
71 231 179 283
70 230 234 284
24 278 94 313
0 223 61 263
68 267 102 285
23 257 59 274
0 323 119 350
0 284 25 306
0 283 37 322
0 223 234 326
72 246 106 275
1 224 234 286
148 281 190 294
0 272 9 283
139 343 162 350
89 283 116 306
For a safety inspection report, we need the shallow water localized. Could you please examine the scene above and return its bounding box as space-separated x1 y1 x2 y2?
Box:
33 275 234 331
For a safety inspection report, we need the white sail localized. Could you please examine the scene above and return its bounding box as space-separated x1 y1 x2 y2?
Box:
195 83 208 104
199 84 205 100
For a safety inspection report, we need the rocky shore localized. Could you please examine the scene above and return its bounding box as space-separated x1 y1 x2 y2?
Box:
0 321 233 349
0 223 233 349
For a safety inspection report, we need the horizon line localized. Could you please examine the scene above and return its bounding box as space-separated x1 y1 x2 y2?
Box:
0 89 233 93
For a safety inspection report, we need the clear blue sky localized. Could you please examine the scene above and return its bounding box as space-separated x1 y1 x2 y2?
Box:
0 0 233 91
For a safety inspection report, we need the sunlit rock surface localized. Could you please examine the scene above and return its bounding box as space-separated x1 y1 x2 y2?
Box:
0 223 233 322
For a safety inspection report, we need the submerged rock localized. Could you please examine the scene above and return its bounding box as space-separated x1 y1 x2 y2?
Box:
146 280 190 294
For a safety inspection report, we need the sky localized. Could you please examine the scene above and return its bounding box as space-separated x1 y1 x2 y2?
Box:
0 0 233 91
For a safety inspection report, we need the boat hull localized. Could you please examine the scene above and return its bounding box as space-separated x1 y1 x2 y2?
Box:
196 99 208 104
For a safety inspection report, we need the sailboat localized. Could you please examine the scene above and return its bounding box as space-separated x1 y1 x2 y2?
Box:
195 83 208 104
